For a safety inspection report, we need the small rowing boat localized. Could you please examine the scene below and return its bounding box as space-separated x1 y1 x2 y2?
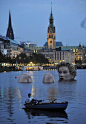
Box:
24 101 68 111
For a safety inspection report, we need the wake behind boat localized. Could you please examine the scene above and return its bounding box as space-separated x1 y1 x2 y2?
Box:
24 101 68 111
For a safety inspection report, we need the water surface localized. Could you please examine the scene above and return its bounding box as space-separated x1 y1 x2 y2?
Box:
0 69 86 124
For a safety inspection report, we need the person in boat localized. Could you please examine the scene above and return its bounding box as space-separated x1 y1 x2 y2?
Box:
25 93 33 103
43 73 55 84
25 93 42 104
57 62 77 81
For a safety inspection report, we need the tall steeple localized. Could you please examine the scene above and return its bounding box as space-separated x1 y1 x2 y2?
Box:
9 11 12 27
6 11 14 40
47 2 56 49
49 2 53 27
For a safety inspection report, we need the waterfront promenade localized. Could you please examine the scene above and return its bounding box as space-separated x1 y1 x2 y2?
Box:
0 64 86 73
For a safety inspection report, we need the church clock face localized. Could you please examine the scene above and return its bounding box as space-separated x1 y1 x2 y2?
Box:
50 41 52 43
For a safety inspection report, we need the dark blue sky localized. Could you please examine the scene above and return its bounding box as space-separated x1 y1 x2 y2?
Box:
0 0 86 46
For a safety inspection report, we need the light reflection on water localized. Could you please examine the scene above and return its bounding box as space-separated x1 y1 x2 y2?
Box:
0 70 86 124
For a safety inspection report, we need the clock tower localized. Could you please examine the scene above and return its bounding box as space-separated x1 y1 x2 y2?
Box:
47 3 56 49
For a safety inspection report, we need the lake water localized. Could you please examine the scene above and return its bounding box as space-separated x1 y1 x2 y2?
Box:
0 69 86 124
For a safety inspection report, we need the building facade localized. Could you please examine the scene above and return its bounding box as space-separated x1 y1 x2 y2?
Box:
10 39 22 58
38 47 74 64
0 35 11 56
74 44 85 64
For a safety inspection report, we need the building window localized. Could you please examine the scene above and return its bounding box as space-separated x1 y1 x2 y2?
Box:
73 49 75 52
60 52 61 60
57 53 59 60
55 52 56 60
63 52 64 60
49 30 52 33
49 35 53 38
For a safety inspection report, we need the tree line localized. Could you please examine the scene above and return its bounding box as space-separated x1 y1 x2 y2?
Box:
0 52 49 65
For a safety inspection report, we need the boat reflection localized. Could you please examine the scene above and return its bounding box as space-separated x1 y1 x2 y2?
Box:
24 109 68 119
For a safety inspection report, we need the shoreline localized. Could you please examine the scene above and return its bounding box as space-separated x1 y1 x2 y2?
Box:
0 65 86 73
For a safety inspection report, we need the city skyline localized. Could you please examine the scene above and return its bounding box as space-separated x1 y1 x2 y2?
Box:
0 0 86 46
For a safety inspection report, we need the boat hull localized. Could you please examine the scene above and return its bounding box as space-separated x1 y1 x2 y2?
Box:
24 102 68 111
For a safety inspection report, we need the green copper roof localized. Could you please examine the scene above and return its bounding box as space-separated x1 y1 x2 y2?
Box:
10 39 19 45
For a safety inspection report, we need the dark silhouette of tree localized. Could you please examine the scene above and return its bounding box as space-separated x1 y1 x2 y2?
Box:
75 59 82 65
0 52 4 62
0 52 49 65
29 53 49 64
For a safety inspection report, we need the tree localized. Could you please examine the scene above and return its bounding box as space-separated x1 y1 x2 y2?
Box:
75 59 82 65
30 53 49 64
0 51 49 65
0 52 5 62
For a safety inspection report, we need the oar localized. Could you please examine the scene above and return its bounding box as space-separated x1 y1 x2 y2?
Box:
52 99 57 103
38 100 44 103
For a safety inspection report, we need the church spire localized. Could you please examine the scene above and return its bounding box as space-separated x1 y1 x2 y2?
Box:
49 2 53 26
9 11 12 28
6 11 14 40
51 2 52 15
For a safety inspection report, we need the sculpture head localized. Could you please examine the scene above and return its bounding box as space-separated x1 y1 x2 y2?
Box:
18 73 33 83
57 62 77 81
43 73 55 84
